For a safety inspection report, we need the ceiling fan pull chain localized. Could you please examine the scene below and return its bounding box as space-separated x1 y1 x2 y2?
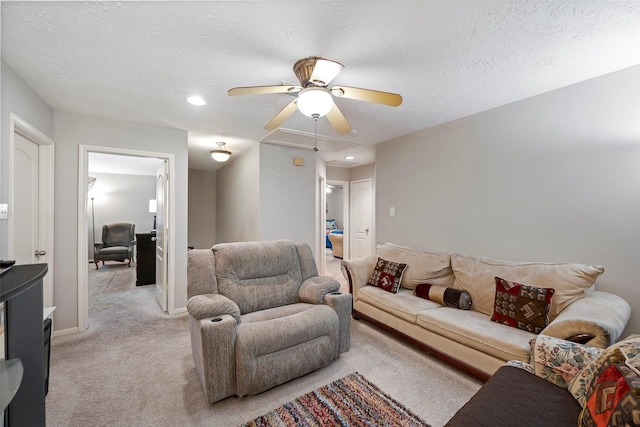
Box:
313 114 319 152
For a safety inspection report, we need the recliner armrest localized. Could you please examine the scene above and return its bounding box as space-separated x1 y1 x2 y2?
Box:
299 276 340 304
187 293 241 322
541 290 631 348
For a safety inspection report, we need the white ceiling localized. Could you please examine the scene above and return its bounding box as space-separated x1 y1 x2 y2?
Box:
2 1 639 171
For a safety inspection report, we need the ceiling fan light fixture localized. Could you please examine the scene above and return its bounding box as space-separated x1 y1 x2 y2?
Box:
210 142 232 163
310 59 344 85
296 87 334 118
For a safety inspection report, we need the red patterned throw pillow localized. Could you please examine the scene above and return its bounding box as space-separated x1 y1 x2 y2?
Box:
368 257 407 293
491 277 554 333
578 348 640 427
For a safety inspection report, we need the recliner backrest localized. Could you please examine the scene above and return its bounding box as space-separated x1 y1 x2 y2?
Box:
213 240 305 314
102 223 135 247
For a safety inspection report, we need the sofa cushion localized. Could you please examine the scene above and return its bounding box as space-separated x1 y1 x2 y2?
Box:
569 334 640 407
415 283 472 310
377 242 454 290
368 257 407 293
491 277 554 333
451 254 604 320
417 308 533 362
358 286 441 323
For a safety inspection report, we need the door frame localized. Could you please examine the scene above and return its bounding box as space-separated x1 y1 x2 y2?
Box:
77 144 176 332
317 175 326 274
326 179 349 259
7 113 55 307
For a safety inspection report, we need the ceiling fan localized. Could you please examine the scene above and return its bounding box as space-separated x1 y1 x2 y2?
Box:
227 56 403 134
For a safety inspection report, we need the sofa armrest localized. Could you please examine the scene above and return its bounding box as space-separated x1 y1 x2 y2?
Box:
299 276 340 304
187 294 241 322
529 334 603 389
542 291 631 348
341 256 377 300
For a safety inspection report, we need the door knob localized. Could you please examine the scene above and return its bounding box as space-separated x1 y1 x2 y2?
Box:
35 250 47 257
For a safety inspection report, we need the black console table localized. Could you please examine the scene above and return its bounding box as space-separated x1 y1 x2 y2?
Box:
136 233 156 286
1 263 48 427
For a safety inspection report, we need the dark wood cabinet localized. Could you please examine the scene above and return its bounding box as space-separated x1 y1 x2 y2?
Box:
2 264 48 427
136 233 156 286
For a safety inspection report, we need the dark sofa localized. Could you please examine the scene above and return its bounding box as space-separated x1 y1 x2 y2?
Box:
445 365 581 427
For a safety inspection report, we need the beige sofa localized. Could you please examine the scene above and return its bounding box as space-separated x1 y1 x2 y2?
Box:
342 242 631 380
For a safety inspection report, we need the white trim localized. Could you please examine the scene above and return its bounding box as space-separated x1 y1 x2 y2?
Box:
8 114 55 308
77 145 177 331
52 327 80 338
171 307 187 315
318 175 326 274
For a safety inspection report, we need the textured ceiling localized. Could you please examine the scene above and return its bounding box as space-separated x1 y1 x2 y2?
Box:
2 1 639 170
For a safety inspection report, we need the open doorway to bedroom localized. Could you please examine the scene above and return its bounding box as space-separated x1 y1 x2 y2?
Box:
78 145 175 332
325 180 349 291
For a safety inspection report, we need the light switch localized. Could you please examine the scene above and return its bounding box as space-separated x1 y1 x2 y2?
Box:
0 204 8 220
389 207 395 217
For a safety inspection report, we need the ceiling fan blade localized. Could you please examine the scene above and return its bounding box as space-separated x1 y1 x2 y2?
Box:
326 104 351 134
331 85 403 107
228 85 300 97
264 99 298 130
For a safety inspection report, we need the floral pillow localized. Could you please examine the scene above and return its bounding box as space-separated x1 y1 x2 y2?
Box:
530 334 602 389
569 334 640 407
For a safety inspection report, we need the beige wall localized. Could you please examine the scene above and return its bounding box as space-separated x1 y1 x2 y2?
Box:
215 143 260 243
376 65 640 336
53 111 189 331
188 169 216 249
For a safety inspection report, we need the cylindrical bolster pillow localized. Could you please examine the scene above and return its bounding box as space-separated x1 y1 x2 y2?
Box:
415 283 472 310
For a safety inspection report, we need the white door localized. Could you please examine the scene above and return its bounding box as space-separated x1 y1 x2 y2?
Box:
350 179 372 258
155 162 168 311
13 133 40 264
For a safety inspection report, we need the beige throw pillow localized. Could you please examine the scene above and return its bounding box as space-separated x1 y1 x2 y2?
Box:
451 254 604 320
377 242 454 290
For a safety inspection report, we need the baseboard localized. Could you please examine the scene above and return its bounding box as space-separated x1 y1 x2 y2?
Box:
52 326 79 338
170 307 187 315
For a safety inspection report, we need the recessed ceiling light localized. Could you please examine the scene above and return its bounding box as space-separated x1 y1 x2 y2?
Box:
187 96 206 106
345 156 355 160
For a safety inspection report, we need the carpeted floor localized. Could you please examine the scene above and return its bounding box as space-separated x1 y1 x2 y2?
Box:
46 259 481 426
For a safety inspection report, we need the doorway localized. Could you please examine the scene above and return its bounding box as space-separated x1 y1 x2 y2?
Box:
78 145 175 332
326 180 349 260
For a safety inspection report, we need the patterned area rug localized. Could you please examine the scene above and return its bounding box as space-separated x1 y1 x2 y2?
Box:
241 372 430 427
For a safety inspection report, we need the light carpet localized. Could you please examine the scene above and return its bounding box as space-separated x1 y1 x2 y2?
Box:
46 262 481 426
241 372 430 427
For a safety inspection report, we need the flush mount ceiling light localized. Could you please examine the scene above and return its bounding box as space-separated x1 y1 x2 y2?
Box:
210 142 232 163
296 87 334 118
187 95 206 106
344 156 355 160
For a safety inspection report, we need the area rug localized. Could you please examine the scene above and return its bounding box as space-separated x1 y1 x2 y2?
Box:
241 372 430 427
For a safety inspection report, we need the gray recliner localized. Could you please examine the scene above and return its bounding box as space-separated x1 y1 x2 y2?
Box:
187 240 352 404
94 223 135 269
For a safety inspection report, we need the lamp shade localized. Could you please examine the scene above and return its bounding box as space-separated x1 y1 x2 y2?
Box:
210 142 232 163
149 199 157 214
296 87 334 118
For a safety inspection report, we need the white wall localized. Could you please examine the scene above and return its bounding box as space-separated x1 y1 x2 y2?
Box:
0 61 54 257
88 172 156 258
259 144 317 253
188 169 216 249
53 111 189 331
376 65 640 336
216 143 260 243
